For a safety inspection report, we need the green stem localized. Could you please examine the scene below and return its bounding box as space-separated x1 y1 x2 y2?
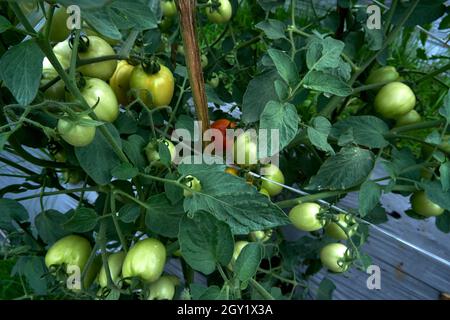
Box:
217 264 230 283
114 189 151 210
110 193 128 254
69 29 81 82
416 62 450 85
13 187 98 201
249 278 275 300
390 119 444 134
257 268 299 286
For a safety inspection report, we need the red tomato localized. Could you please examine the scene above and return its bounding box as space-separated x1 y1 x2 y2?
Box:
210 119 236 153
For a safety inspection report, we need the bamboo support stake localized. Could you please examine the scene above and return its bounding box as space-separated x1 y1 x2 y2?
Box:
176 0 210 144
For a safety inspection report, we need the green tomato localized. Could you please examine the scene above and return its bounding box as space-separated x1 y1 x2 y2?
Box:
57 116 96 147
228 240 249 270
260 164 285 197
161 0 177 18
201 54 208 69
288 202 324 232
395 110 421 127
98 251 126 288
206 0 232 24
365 66 399 85
411 191 444 217
41 41 71 100
68 78 119 122
77 36 117 81
47 6 70 42
208 73 220 88
374 82 416 119
45 235 92 273
249 230 272 242
182 175 202 197
83 23 120 46
233 132 258 166
259 188 270 198
145 139 176 165
325 214 357 240
147 275 179 300
320 243 350 273
129 64 175 108
122 238 166 283
62 169 83 184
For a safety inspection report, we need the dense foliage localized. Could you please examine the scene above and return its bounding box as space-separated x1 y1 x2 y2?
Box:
0 0 449 300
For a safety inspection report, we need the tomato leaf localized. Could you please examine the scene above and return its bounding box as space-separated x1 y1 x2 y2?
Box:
63 208 98 233
75 123 122 185
179 211 234 275
438 90 450 122
179 164 289 235
364 205 388 224
255 19 287 40
0 199 29 232
303 71 352 97
307 147 375 190
234 243 263 282
12 256 48 296
0 40 44 105
145 193 184 238
307 116 335 155
423 180 450 212
435 211 450 233
190 284 227 300
259 101 298 155
359 181 382 217
267 49 299 85
0 15 12 33
122 135 146 170
316 278 336 300
331 116 389 149
439 162 450 192
242 69 281 123
164 172 184 205
34 210 69 245
118 203 140 223
111 163 138 180
306 36 345 72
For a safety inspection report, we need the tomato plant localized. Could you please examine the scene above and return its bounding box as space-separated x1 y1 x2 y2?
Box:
0 0 449 302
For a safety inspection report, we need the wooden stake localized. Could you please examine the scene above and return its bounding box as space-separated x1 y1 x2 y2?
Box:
176 0 210 144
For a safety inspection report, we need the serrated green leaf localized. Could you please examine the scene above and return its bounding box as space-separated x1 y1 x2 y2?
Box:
439 162 450 192
307 147 375 190
259 101 298 154
145 193 184 238
0 40 44 105
122 135 147 170
111 163 138 180
331 116 389 148
35 210 69 245
75 124 122 185
63 208 98 233
242 69 280 123
436 211 450 233
0 198 28 232
118 203 140 223
255 19 286 40
316 278 335 300
424 180 450 212
359 181 382 217
307 116 335 154
234 243 263 282
267 49 299 85
438 90 450 121
306 37 345 71
179 166 289 234
0 16 12 33
364 205 388 224
179 212 234 275
303 71 352 97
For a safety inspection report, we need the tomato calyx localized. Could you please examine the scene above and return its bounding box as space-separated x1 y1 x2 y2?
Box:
142 57 162 75
69 33 90 53
182 175 202 197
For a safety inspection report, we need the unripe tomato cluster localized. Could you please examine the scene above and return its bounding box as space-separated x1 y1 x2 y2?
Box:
288 203 357 273
45 235 178 299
